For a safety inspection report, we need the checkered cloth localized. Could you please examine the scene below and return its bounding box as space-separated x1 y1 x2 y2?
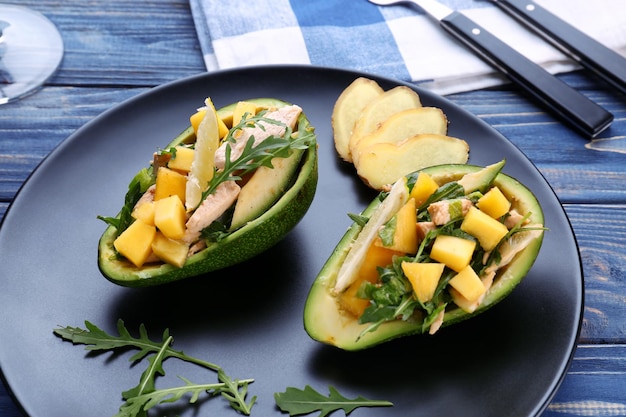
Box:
189 0 626 95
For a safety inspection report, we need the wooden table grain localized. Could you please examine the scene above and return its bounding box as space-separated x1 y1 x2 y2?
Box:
1 1 626 416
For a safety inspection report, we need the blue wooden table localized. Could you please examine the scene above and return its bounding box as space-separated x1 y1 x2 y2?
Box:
1 1 625 416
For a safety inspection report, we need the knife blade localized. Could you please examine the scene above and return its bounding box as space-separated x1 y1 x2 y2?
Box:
371 0 613 137
489 0 626 95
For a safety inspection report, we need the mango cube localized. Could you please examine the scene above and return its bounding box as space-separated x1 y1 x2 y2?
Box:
461 206 509 251
402 262 445 303
339 278 371 318
430 234 476 272
232 101 258 127
360 240 403 283
154 195 187 240
113 220 156 267
339 241 402 317
154 166 187 204
477 186 511 219
410 172 439 206
190 108 206 134
151 232 189 268
167 146 196 173
131 201 155 226
191 108 229 138
376 198 418 254
448 265 485 303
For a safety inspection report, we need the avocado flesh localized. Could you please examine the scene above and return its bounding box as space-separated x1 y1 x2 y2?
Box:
230 147 304 231
304 163 544 351
98 99 318 287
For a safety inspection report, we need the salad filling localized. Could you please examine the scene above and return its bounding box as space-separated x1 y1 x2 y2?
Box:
335 161 545 339
98 99 316 270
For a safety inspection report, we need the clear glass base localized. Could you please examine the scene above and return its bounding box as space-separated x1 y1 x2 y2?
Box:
0 4 64 104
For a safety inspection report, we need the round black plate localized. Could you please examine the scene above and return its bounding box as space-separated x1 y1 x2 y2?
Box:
0 65 583 417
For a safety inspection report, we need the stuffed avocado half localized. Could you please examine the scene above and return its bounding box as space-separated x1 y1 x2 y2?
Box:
98 98 318 287
304 160 545 351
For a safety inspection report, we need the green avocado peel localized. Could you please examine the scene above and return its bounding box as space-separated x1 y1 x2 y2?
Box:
304 161 545 351
98 98 318 287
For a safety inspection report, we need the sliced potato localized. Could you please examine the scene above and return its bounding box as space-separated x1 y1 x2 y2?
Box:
356 134 469 190
348 86 422 158
352 107 448 166
331 77 384 162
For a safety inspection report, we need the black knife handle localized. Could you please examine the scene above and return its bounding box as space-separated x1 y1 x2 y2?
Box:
440 11 613 138
494 0 626 95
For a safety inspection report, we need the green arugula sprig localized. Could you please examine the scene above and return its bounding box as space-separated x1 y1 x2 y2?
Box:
55 321 392 416
200 112 315 205
53 320 256 416
275 385 393 417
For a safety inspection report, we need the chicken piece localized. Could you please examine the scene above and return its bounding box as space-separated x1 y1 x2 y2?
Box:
134 184 156 209
504 209 527 229
427 198 473 225
214 105 302 170
416 221 437 243
183 180 241 244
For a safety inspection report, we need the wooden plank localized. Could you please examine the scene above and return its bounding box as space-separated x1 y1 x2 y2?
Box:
565 204 626 343
546 344 626 416
8 0 206 86
447 80 626 204
0 87 150 200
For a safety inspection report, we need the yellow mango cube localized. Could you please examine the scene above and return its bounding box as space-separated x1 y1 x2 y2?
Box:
401 262 445 303
131 201 155 226
339 277 371 318
448 265 485 303
154 167 187 204
430 234 476 272
154 195 187 240
190 108 206 134
359 240 402 283
376 198 418 254
190 108 229 138
461 206 509 251
477 186 511 219
167 146 195 173
113 220 156 267
151 232 189 268
232 101 257 126
410 172 439 206
339 240 402 318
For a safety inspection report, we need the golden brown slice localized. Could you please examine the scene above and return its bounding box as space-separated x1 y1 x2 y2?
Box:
351 106 448 166
331 77 384 162
348 86 422 159
356 134 469 190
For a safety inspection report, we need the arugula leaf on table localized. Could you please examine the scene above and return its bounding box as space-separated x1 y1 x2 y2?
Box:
274 385 393 417
54 319 255 416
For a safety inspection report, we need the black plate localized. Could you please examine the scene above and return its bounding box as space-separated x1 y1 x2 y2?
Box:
0 66 583 417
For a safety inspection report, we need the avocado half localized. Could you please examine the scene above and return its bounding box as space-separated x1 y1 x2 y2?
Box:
304 163 544 351
98 98 318 287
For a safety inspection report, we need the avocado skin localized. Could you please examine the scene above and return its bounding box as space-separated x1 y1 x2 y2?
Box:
98 99 318 287
304 163 544 351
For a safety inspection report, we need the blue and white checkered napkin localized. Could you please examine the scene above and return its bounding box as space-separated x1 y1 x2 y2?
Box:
189 0 626 95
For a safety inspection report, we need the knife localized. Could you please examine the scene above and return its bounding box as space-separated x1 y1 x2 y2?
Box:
368 0 613 138
489 0 626 96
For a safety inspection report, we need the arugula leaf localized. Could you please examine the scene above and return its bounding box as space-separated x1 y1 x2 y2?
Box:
115 377 252 417
215 368 257 415
54 320 255 416
97 167 153 235
199 112 315 206
274 385 393 417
